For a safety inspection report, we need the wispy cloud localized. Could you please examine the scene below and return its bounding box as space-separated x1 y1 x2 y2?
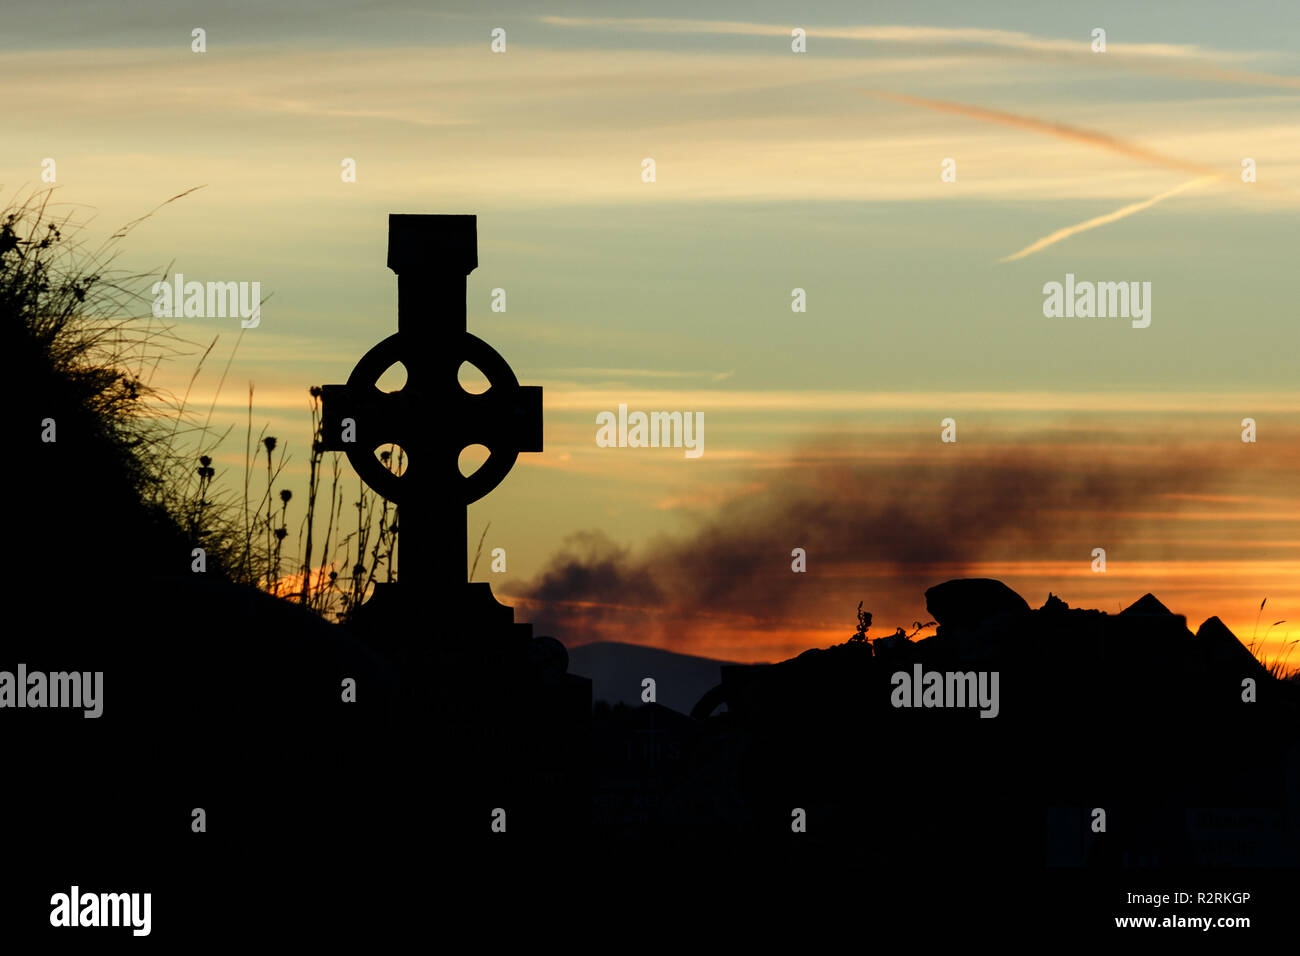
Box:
540 388 1300 414
541 16 1300 89
540 367 734 381
7 46 1295 208
540 18 1233 60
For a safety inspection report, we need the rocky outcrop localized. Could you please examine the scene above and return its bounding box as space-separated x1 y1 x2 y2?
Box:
925 578 1031 631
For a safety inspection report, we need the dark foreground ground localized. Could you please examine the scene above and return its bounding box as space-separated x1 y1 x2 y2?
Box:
3 572 1296 942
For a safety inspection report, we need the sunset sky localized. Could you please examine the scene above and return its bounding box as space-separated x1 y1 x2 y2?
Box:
4 1 1297 663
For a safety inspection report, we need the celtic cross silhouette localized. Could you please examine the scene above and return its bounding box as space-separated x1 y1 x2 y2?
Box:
320 214 542 591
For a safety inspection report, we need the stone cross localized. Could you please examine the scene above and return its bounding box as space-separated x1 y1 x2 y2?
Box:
320 214 542 603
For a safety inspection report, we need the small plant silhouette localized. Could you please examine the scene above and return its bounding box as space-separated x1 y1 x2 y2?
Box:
849 601 872 643
848 601 936 649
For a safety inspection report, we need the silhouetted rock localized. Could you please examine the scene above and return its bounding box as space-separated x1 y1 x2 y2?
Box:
679 579 1299 873
1121 593 1174 616
1040 592 1069 613
1194 616 1269 679
871 630 913 659
925 578 1030 630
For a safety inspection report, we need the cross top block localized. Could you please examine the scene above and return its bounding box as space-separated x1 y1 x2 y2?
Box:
387 214 478 276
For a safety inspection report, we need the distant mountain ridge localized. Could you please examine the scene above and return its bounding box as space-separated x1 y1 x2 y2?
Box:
565 641 747 713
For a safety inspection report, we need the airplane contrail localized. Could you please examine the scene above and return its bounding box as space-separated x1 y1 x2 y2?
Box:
998 175 1224 262
860 89 1287 260
860 89 1222 176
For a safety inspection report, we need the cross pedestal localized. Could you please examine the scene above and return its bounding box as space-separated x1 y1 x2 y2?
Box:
318 215 588 837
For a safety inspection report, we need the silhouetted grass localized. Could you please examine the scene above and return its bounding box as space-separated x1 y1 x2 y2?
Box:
1247 598 1296 680
3 187 398 620
3 187 220 571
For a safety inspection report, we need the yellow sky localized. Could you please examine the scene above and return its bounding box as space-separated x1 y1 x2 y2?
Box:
7 13 1297 668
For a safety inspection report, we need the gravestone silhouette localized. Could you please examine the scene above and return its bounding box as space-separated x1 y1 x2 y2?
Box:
321 214 541 622
319 214 588 838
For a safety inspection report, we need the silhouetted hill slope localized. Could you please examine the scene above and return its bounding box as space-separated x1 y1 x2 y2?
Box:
567 640 745 712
